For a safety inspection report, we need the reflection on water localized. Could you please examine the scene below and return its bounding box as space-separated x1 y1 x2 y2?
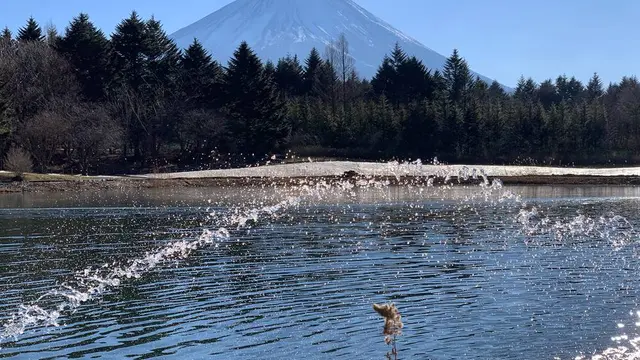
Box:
510 185 640 200
0 185 639 359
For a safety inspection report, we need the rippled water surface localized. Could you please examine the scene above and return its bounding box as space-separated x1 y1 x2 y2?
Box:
1 184 640 359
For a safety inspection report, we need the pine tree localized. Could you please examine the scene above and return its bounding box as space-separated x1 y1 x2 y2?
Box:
556 75 584 103
401 99 437 158
586 72 604 101
583 97 605 153
110 11 150 160
371 43 422 106
111 11 148 91
44 22 60 48
176 39 225 157
223 42 287 159
303 47 323 97
179 39 222 106
514 76 537 102
318 60 338 116
1 27 10 41
0 27 11 47
389 43 407 69
371 56 396 99
57 13 111 100
487 80 506 99
144 17 181 88
470 76 489 102
461 102 481 159
140 17 182 160
443 49 472 104
537 79 559 108
274 55 304 98
17 17 44 42
396 56 433 103
263 60 276 80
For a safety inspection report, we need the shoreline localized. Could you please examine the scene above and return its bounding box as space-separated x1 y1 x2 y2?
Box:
2 175 640 194
2 162 640 193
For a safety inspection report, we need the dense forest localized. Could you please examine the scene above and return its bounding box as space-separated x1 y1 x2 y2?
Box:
0 12 637 175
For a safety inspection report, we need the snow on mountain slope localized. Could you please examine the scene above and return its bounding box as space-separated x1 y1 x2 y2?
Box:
170 0 501 84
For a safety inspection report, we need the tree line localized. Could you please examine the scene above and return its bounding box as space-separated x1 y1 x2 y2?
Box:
0 12 637 175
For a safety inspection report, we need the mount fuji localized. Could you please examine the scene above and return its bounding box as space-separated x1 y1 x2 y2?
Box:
171 0 501 85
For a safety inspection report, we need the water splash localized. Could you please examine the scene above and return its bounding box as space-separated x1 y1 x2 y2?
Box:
571 311 640 360
0 186 320 346
2 169 639 359
516 207 636 248
0 179 404 346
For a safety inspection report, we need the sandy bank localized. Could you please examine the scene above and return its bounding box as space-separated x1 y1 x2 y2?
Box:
132 161 640 179
2 162 640 193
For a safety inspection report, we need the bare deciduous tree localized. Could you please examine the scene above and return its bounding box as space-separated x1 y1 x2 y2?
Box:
325 33 355 116
3 146 33 178
0 41 78 124
18 109 69 172
68 104 121 175
335 33 354 109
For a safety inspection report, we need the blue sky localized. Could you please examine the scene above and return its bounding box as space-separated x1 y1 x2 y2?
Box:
1 0 636 88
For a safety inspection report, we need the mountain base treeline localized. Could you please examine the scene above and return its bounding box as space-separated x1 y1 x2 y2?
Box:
0 13 638 175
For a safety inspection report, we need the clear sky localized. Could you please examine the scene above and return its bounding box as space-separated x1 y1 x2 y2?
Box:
1 0 636 88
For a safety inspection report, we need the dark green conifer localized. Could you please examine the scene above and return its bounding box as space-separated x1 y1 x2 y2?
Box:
180 38 223 106
17 17 44 42
443 49 472 103
110 11 148 90
58 13 111 100
274 55 304 98
223 42 288 158
303 48 323 97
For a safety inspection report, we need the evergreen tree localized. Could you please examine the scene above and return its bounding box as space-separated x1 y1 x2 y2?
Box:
514 76 537 102
400 99 437 158
140 17 182 160
318 59 338 116
110 11 150 160
443 49 472 104
274 55 304 98
44 22 60 48
371 56 396 100
396 56 433 103
389 43 407 69
586 72 604 101
537 79 559 108
17 17 44 42
460 102 481 159
263 60 276 80
371 43 426 106
487 80 506 99
583 98 606 154
110 11 148 91
57 13 111 100
176 40 225 158
144 17 181 88
556 75 584 103
470 77 489 102
303 47 323 97
179 39 222 106
1 27 11 43
223 42 287 158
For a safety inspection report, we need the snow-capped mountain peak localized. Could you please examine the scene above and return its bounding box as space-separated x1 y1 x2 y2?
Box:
171 0 499 84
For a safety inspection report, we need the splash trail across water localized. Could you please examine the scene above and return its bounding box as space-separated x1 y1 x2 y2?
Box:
1 163 640 359
0 181 321 346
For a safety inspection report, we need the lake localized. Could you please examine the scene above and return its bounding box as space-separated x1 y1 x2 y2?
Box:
0 182 639 359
